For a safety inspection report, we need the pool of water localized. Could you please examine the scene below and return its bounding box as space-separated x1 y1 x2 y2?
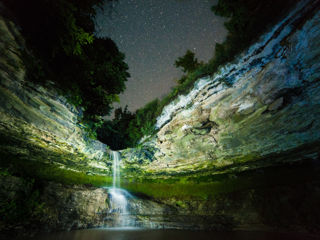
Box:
25 229 319 240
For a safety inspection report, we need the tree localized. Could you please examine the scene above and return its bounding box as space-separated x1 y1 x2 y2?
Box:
174 50 200 73
3 0 129 137
97 106 135 150
211 0 299 67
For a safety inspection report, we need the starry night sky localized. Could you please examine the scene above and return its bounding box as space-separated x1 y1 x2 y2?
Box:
95 0 227 112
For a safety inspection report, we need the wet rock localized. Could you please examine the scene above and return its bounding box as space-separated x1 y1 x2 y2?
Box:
0 175 109 235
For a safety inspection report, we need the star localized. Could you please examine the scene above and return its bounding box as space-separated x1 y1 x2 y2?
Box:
95 0 227 112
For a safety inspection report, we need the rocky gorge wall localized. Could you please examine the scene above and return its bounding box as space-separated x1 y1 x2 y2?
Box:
0 12 112 176
0 8 115 237
121 0 320 182
1 0 320 236
0 174 110 238
118 0 320 232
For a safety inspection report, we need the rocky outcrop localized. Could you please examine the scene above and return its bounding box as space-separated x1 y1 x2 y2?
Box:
0 13 112 175
127 180 320 232
39 182 108 231
117 0 320 233
1 0 320 235
122 0 320 177
0 175 109 237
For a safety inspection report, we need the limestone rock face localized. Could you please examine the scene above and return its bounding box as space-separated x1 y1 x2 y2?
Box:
123 0 320 176
0 175 109 235
0 14 111 174
40 182 108 231
1 0 320 234
119 2 320 231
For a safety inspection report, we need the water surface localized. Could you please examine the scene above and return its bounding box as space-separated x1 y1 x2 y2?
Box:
30 229 319 240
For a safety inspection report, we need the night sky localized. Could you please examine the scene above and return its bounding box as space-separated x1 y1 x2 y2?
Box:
95 0 227 112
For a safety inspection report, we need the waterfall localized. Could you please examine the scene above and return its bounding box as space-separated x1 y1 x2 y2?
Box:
108 150 134 228
112 151 120 188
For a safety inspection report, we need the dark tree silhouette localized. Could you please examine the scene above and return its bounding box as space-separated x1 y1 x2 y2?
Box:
174 50 200 73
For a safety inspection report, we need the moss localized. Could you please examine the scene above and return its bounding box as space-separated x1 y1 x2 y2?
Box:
0 129 111 175
0 154 111 187
121 158 320 200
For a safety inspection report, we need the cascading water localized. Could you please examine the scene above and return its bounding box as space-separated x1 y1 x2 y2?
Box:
112 151 120 188
108 151 134 228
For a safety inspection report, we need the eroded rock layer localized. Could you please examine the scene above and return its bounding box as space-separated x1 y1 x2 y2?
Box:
0 175 109 237
0 14 111 175
1 0 320 235
118 0 320 232
122 0 320 177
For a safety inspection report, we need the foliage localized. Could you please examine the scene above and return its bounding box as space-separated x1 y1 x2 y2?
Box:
97 106 136 150
174 50 201 73
127 99 160 144
99 0 299 148
209 0 299 69
97 100 160 149
0 167 10 177
80 115 105 140
2 0 129 137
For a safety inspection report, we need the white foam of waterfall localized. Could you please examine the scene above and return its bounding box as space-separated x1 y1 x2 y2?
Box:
112 151 120 188
155 0 312 130
108 151 135 228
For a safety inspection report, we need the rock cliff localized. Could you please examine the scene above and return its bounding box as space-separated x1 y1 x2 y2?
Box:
0 10 114 236
1 0 320 235
0 175 109 238
122 0 320 178
118 0 320 232
0 13 111 176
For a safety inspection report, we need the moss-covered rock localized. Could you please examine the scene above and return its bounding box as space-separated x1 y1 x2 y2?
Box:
1 0 320 234
115 2 320 232
0 14 113 180
0 174 109 237
121 1 320 180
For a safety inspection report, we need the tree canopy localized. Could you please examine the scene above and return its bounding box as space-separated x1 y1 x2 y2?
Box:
3 0 129 134
174 50 200 73
97 0 300 149
97 106 135 150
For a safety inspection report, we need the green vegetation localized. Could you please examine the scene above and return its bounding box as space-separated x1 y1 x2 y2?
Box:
2 0 129 138
121 159 320 200
0 178 46 225
0 156 111 187
97 106 136 149
98 100 161 148
98 0 298 149
174 50 201 74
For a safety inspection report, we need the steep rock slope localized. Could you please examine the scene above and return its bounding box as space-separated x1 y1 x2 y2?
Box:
0 13 111 175
123 0 320 177
1 0 320 234
0 175 109 236
118 0 320 232
0 11 114 236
